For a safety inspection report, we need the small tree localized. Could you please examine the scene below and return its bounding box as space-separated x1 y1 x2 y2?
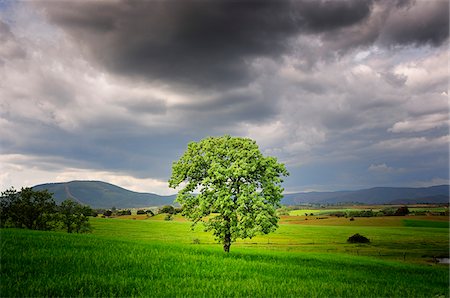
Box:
169 135 288 252
59 199 92 233
395 206 409 216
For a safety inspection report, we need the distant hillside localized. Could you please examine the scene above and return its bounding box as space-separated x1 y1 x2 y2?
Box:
33 181 449 208
282 185 449 205
33 181 176 209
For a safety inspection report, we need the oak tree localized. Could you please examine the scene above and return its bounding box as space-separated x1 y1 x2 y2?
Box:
169 136 288 252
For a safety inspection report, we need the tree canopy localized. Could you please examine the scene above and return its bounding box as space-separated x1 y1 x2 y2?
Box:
169 135 289 252
0 188 92 233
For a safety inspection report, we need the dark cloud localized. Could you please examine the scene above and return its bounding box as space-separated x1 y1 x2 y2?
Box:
1 1 448 193
380 0 449 47
293 0 373 32
39 0 378 89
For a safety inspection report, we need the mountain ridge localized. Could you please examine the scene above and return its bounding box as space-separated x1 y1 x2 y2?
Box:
32 180 449 208
33 180 176 209
282 185 449 205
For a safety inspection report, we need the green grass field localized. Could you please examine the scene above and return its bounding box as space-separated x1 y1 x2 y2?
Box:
1 215 449 297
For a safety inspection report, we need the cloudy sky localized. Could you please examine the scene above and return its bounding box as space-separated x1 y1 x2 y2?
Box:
0 0 448 195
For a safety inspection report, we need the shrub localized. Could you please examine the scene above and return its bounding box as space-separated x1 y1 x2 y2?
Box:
347 233 370 244
380 207 396 216
192 238 200 244
395 206 409 216
164 214 173 221
277 206 290 216
136 210 146 215
349 217 355 221
160 205 175 214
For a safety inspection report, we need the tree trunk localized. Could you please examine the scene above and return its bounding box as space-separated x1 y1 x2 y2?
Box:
223 215 231 253
223 232 231 253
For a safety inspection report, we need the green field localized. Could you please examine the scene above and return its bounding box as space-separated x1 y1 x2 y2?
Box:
1 215 449 297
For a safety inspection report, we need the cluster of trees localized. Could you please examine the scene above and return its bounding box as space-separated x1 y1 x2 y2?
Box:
328 206 410 218
0 187 92 233
97 208 155 217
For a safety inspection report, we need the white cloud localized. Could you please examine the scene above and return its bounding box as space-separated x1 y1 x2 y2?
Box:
375 135 449 152
389 113 449 133
368 163 404 174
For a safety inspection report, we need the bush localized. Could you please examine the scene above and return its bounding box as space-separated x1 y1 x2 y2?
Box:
380 207 396 216
164 214 173 221
136 210 146 215
395 206 409 216
160 205 175 214
117 209 131 216
347 233 370 244
277 206 290 216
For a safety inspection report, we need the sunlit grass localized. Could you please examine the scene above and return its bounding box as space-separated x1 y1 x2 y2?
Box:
86 216 449 263
1 228 448 297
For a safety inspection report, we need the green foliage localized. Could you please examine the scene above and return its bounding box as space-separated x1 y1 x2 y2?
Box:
159 205 175 214
380 207 397 216
1 188 93 233
59 199 92 233
117 209 132 216
0 187 58 230
277 206 291 216
169 135 288 252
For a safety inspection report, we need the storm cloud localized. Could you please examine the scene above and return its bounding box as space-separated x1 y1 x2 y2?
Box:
0 0 448 194
37 0 448 89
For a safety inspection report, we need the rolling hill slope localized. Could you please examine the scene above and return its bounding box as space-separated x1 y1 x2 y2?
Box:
33 181 176 209
281 185 449 205
33 180 449 208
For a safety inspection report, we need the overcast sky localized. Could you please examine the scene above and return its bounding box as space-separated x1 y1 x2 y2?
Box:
0 0 448 195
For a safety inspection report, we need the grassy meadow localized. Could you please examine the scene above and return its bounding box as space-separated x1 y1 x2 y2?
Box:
1 210 449 297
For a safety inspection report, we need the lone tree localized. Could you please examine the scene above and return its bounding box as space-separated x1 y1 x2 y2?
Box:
169 135 289 252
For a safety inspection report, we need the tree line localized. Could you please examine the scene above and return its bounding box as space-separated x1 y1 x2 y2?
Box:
0 187 92 233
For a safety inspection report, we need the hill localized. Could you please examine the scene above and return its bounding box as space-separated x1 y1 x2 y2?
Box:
33 180 176 209
282 185 449 205
33 181 449 208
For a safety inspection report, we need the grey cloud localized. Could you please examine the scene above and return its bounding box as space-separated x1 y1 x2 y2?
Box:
293 0 373 32
0 21 26 62
122 98 167 115
380 0 449 47
39 0 377 89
